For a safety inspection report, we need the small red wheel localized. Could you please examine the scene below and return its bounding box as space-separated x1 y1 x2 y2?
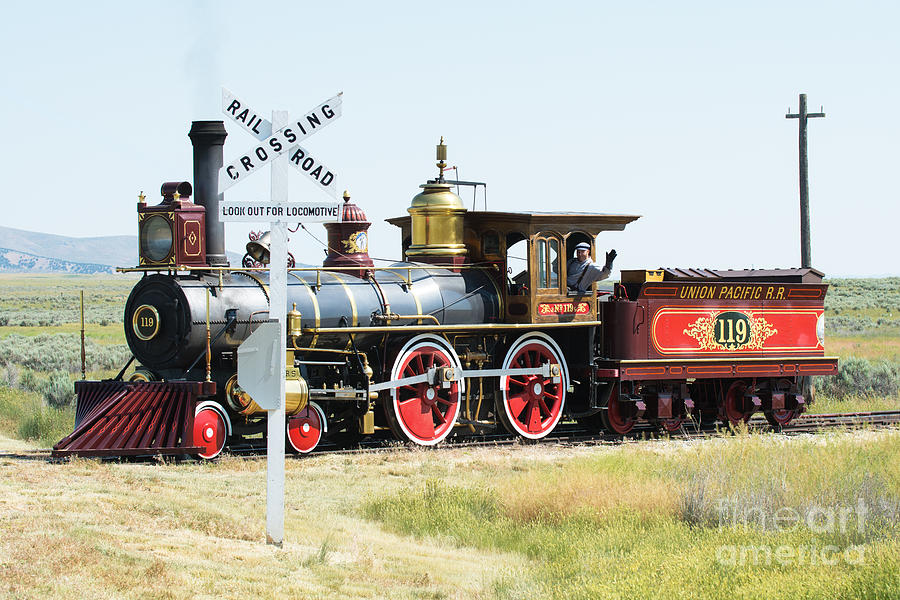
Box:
765 409 796 428
386 335 462 446
498 333 568 439
659 416 685 433
602 388 635 435
722 380 751 425
194 406 227 460
287 402 326 454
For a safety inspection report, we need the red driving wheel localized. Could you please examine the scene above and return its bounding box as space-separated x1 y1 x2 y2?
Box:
386 336 462 446
499 333 567 439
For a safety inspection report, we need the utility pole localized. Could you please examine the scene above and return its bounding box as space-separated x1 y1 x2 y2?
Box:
786 93 825 269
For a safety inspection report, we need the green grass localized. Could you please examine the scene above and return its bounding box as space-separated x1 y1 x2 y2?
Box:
0 386 75 447
0 322 126 344
807 395 900 414
0 273 136 330
822 278 900 337
365 431 900 600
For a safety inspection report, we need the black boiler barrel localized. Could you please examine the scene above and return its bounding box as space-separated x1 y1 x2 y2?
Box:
124 265 501 370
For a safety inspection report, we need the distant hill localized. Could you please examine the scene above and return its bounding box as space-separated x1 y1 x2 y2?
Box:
0 226 135 267
0 226 243 273
0 248 115 274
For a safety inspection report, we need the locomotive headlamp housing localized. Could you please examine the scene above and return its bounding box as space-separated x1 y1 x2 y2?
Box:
140 215 175 263
136 181 207 268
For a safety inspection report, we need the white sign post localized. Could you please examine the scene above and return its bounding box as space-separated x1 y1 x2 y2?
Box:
219 90 342 547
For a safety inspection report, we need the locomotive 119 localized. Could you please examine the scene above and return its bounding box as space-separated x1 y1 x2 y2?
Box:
53 121 838 459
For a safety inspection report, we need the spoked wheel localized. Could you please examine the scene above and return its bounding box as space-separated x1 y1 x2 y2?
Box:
498 333 568 439
385 335 463 446
287 402 326 454
721 380 752 426
194 404 228 460
601 387 636 435
765 409 797 429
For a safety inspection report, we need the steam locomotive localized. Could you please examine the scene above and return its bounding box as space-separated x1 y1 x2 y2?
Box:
53 121 838 459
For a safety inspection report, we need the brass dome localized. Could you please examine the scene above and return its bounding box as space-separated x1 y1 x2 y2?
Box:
410 182 465 210
406 182 467 260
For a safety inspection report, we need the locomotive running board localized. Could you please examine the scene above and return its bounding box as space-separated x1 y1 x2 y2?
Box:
612 356 839 381
52 380 214 458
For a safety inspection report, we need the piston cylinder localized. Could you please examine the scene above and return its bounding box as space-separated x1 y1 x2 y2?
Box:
225 373 309 417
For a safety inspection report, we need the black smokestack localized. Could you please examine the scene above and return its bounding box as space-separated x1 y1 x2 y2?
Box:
188 121 228 267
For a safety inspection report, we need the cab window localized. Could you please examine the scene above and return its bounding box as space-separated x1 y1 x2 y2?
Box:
535 235 560 290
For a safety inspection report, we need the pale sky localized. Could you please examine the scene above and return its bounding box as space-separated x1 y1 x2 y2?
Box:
1 1 897 277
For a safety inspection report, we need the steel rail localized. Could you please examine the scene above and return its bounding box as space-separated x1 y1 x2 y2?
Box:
10 410 898 463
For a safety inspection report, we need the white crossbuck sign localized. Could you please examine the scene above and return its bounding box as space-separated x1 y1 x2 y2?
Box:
220 88 342 196
218 88 343 548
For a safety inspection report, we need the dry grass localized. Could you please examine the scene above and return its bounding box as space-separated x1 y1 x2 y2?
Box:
364 430 900 600
827 336 900 362
0 442 532 599
2 429 900 599
499 462 676 523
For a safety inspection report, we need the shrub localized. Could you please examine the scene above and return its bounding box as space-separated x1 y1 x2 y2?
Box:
17 406 74 446
0 334 130 373
19 369 48 396
818 356 900 399
1 362 19 388
45 370 74 409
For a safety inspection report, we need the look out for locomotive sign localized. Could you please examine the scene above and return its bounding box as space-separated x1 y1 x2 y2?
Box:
219 201 341 222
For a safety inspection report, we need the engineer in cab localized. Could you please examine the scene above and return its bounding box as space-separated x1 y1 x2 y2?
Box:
567 242 617 292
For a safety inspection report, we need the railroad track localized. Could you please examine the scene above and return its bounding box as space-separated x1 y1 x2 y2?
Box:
3 409 899 462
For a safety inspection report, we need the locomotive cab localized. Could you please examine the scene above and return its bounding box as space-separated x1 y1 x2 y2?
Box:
387 211 640 325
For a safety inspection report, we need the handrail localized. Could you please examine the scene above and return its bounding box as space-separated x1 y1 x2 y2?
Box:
302 320 602 334
116 264 488 274
116 263 497 287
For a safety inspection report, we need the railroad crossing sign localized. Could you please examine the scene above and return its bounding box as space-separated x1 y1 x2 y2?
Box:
219 88 342 547
220 89 342 196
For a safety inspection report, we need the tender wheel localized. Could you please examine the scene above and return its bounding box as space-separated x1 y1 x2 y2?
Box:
765 409 796 429
601 387 635 435
658 416 685 434
722 380 751 425
498 333 568 439
287 402 326 454
194 405 227 460
385 335 463 446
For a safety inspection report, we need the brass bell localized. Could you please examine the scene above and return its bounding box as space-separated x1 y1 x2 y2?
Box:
246 231 271 265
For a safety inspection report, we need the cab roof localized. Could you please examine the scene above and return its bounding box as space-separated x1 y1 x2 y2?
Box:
387 210 641 237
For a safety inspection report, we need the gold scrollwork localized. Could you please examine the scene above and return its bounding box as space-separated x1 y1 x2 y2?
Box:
683 311 777 351
342 231 368 254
